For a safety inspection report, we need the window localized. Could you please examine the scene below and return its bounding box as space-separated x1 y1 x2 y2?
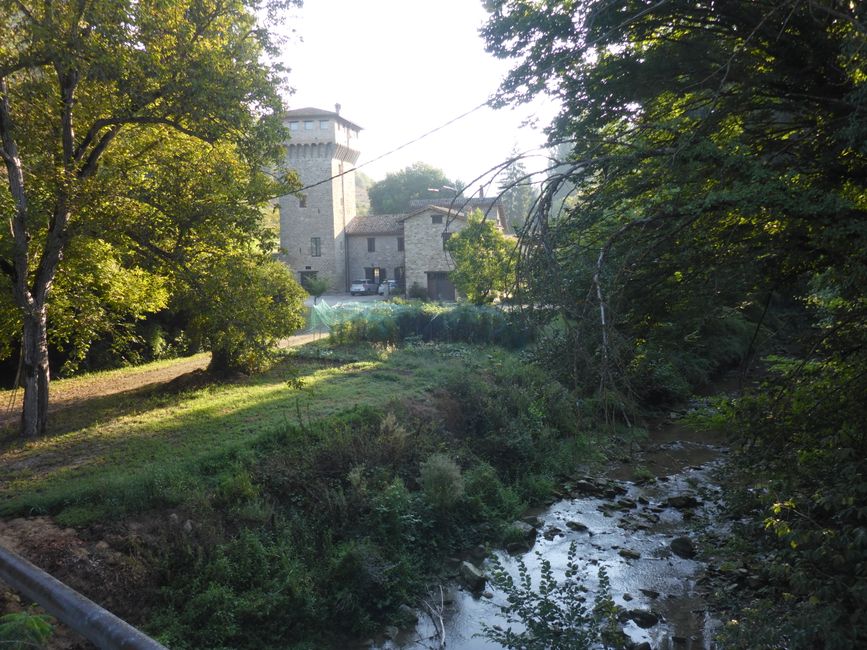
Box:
299 195 307 208
289 121 299 131
397 237 404 252
310 237 321 257
442 232 453 250
431 214 443 225
367 237 376 252
319 120 329 129
304 120 314 130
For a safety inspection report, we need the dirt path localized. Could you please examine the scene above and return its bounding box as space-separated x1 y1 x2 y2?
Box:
0 333 322 431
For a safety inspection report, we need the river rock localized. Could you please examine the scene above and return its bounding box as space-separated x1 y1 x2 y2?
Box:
670 536 696 559
620 608 659 628
543 526 563 540
619 548 641 560
506 541 531 555
665 494 701 509
397 604 418 625
510 520 537 541
639 588 660 599
459 561 486 592
384 626 399 641
571 479 600 495
470 544 487 560
565 520 589 532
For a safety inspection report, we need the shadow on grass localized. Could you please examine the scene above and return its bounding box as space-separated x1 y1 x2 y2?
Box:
0 347 427 518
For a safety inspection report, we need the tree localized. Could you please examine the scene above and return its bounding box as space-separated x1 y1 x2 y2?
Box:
483 1 867 642
0 0 299 436
446 210 516 304
185 256 306 374
368 162 461 214
497 147 539 232
483 0 866 399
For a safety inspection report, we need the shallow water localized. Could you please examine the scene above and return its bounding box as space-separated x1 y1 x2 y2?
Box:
373 426 726 650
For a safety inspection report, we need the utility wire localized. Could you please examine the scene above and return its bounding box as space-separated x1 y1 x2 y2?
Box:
295 100 490 193
290 0 672 195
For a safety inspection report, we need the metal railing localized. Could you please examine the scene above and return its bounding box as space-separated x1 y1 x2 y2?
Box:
0 543 167 649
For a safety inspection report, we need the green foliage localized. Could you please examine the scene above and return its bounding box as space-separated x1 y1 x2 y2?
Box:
498 149 539 232
446 210 517 304
720 353 867 648
327 302 531 348
367 162 460 215
419 453 464 511
0 610 54 649
481 542 618 649
303 275 331 301
407 282 428 301
482 0 867 411
154 527 317 650
0 0 301 434
186 257 307 374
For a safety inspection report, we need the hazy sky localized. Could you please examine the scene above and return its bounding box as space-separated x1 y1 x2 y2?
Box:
275 0 557 187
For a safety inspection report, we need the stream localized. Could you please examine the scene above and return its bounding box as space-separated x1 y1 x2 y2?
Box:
373 423 727 650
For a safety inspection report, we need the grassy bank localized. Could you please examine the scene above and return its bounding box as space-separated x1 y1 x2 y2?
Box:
0 339 601 648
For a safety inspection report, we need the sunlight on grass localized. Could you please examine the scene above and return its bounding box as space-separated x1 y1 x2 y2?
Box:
0 343 489 514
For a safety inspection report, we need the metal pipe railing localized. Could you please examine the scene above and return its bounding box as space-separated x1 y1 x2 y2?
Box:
0 543 168 649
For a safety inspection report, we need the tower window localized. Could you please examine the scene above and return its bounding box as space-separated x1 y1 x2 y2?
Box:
442 232 453 250
310 237 321 257
431 214 443 225
289 121 299 131
367 237 376 252
320 120 329 129
304 120 315 130
397 237 404 252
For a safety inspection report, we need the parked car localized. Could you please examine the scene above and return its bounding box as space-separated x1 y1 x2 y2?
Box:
377 279 398 295
350 279 378 295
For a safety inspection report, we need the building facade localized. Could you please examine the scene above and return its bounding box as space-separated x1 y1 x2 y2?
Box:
279 107 505 299
278 106 361 291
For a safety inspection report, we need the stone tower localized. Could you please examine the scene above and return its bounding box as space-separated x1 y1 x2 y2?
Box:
278 106 361 291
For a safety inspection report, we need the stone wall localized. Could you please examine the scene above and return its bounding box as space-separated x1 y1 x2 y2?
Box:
278 111 360 291
402 209 466 295
346 234 405 283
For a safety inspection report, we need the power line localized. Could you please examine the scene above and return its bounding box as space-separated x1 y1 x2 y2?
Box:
292 0 673 195
295 100 490 193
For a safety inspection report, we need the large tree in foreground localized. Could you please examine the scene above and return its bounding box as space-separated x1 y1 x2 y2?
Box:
0 0 299 436
483 0 866 400
484 1 867 643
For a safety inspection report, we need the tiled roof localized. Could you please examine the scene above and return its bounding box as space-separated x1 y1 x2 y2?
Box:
345 214 404 235
408 197 501 210
398 205 467 223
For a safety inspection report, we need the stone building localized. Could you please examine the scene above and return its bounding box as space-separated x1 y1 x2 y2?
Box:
279 107 506 298
278 106 361 291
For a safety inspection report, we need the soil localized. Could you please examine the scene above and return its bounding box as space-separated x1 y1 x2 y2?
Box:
0 332 322 647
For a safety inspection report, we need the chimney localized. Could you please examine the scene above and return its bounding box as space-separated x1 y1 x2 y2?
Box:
335 103 341 115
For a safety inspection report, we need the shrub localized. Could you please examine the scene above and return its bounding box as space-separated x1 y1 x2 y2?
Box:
419 453 464 511
407 282 428 300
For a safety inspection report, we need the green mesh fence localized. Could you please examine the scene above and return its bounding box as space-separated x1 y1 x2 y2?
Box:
306 301 531 348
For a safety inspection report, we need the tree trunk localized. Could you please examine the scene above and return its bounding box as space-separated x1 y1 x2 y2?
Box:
20 307 50 438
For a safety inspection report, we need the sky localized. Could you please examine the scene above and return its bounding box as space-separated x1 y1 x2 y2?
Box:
274 0 559 188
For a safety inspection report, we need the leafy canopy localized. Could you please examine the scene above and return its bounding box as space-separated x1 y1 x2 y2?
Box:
446 210 516 304
368 162 462 214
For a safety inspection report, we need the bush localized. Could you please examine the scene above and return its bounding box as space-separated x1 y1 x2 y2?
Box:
419 453 464 511
407 282 428 300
